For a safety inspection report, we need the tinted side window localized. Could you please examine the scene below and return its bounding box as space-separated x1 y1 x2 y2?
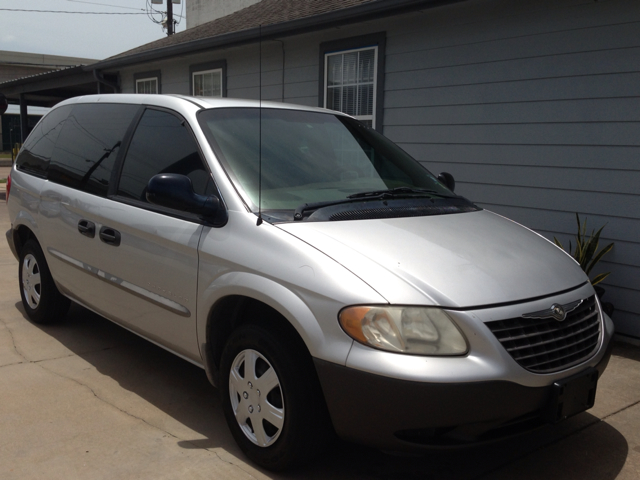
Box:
16 105 73 176
118 109 211 202
48 103 139 197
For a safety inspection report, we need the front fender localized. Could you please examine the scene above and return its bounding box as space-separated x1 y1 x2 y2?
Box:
196 271 354 370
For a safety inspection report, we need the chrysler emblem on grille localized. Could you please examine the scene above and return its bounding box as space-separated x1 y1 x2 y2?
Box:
522 299 583 322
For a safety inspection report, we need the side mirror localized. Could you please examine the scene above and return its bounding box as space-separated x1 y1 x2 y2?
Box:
437 172 455 192
146 173 220 217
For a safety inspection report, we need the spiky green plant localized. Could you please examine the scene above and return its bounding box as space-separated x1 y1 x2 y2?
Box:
554 214 614 286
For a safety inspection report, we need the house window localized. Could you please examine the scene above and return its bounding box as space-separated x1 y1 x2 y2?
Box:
134 70 161 94
190 60 226 98
325 47 377 128
320 33 385 132
193 69 223 97
136 78 158 94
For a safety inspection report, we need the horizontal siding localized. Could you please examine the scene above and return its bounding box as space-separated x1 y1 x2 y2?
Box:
385 0 639 54
386 47 638 90
385 98 640 125
610 311 640 339
456 183 640 220
113 0 639 336
405 144 639 171
383 0 640 335
386 123 640 146
420 162 640 196
386 22 640 73
384 72 640 108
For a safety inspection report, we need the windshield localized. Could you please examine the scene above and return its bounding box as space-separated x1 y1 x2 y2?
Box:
198 108 454 214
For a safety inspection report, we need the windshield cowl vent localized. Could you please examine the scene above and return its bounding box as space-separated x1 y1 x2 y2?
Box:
326 204 480 221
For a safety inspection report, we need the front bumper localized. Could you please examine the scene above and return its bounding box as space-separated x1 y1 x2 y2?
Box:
315 340 612 450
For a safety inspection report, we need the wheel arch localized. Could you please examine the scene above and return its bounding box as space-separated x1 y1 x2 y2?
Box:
12 223 39 258
198 273 328 387
9 201 42 255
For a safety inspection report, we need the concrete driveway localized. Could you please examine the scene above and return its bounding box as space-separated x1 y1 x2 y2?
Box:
1 196 640 479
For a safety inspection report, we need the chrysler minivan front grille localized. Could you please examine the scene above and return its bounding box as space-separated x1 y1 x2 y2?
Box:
486 296 600 373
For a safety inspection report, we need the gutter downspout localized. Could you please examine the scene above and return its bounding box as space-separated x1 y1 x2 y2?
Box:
93 69 121 93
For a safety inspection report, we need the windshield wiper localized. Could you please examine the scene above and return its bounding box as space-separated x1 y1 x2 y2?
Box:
347 186 454 199
294 198 363 220
293 187 455 221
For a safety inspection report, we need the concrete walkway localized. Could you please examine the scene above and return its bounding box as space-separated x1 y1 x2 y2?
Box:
1 200 639 479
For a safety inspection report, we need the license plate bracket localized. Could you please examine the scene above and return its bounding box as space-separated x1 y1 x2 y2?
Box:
544 367 598 423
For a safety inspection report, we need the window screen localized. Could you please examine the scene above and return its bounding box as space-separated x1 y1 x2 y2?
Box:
16 105 73 176
47 103 138 196
325 47 377 128
117 108 211 203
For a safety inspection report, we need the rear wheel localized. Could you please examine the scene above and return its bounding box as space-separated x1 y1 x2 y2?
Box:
220 322 331 471
19 240 70 324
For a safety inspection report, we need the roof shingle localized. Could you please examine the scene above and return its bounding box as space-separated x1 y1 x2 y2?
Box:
109 0 376 61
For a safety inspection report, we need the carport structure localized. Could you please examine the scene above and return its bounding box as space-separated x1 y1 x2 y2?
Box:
0 67 119 142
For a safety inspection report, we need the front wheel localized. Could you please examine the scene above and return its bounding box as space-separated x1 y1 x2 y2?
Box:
220 322 331 471
19 240 70 324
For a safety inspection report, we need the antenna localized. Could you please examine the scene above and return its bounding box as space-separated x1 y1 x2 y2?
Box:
257 24 263 226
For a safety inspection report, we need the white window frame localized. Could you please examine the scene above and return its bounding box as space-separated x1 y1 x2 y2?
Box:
135 77 158 94
324 46 378 128
192 68 223 97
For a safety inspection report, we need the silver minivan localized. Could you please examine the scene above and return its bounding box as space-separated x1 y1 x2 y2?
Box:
6 94 613 470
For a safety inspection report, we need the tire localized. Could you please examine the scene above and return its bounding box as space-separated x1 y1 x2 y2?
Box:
19 240 70 324
220 322 331 471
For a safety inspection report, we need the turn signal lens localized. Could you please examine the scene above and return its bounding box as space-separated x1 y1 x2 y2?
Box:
339 306 468 356
6 173 10 202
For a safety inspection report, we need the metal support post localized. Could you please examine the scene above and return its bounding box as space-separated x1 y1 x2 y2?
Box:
19 94 28 143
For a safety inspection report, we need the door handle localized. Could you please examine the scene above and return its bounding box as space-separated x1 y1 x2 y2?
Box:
78 219 96 238
99 226 121 246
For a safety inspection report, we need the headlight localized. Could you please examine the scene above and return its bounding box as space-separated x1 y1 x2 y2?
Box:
339 306 468 356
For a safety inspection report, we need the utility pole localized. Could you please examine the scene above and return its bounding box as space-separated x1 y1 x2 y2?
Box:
151 0 178 35
167 0 174 36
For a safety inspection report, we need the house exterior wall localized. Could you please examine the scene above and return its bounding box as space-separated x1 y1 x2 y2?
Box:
117 0 640 337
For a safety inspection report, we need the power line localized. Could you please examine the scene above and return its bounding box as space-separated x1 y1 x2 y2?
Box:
66 0 145 11
0 8 147 15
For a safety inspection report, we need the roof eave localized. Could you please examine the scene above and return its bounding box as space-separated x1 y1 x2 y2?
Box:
88 0 462 71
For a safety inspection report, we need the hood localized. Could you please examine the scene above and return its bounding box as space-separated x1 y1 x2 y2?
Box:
277 210 588 308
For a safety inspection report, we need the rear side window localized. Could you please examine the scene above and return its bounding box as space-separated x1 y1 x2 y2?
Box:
117 108 211 202
16 105 73 176
48 103 139 197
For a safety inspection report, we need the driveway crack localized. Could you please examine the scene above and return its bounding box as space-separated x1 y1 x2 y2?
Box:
33 361 257 477
0 319 28 363
601 399 640 420
36 361 183 439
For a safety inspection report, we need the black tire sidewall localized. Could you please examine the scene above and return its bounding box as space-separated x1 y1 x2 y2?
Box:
220 322 327 471
19 240 68 324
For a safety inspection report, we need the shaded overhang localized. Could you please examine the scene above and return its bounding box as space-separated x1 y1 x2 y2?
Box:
0 66 99 108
